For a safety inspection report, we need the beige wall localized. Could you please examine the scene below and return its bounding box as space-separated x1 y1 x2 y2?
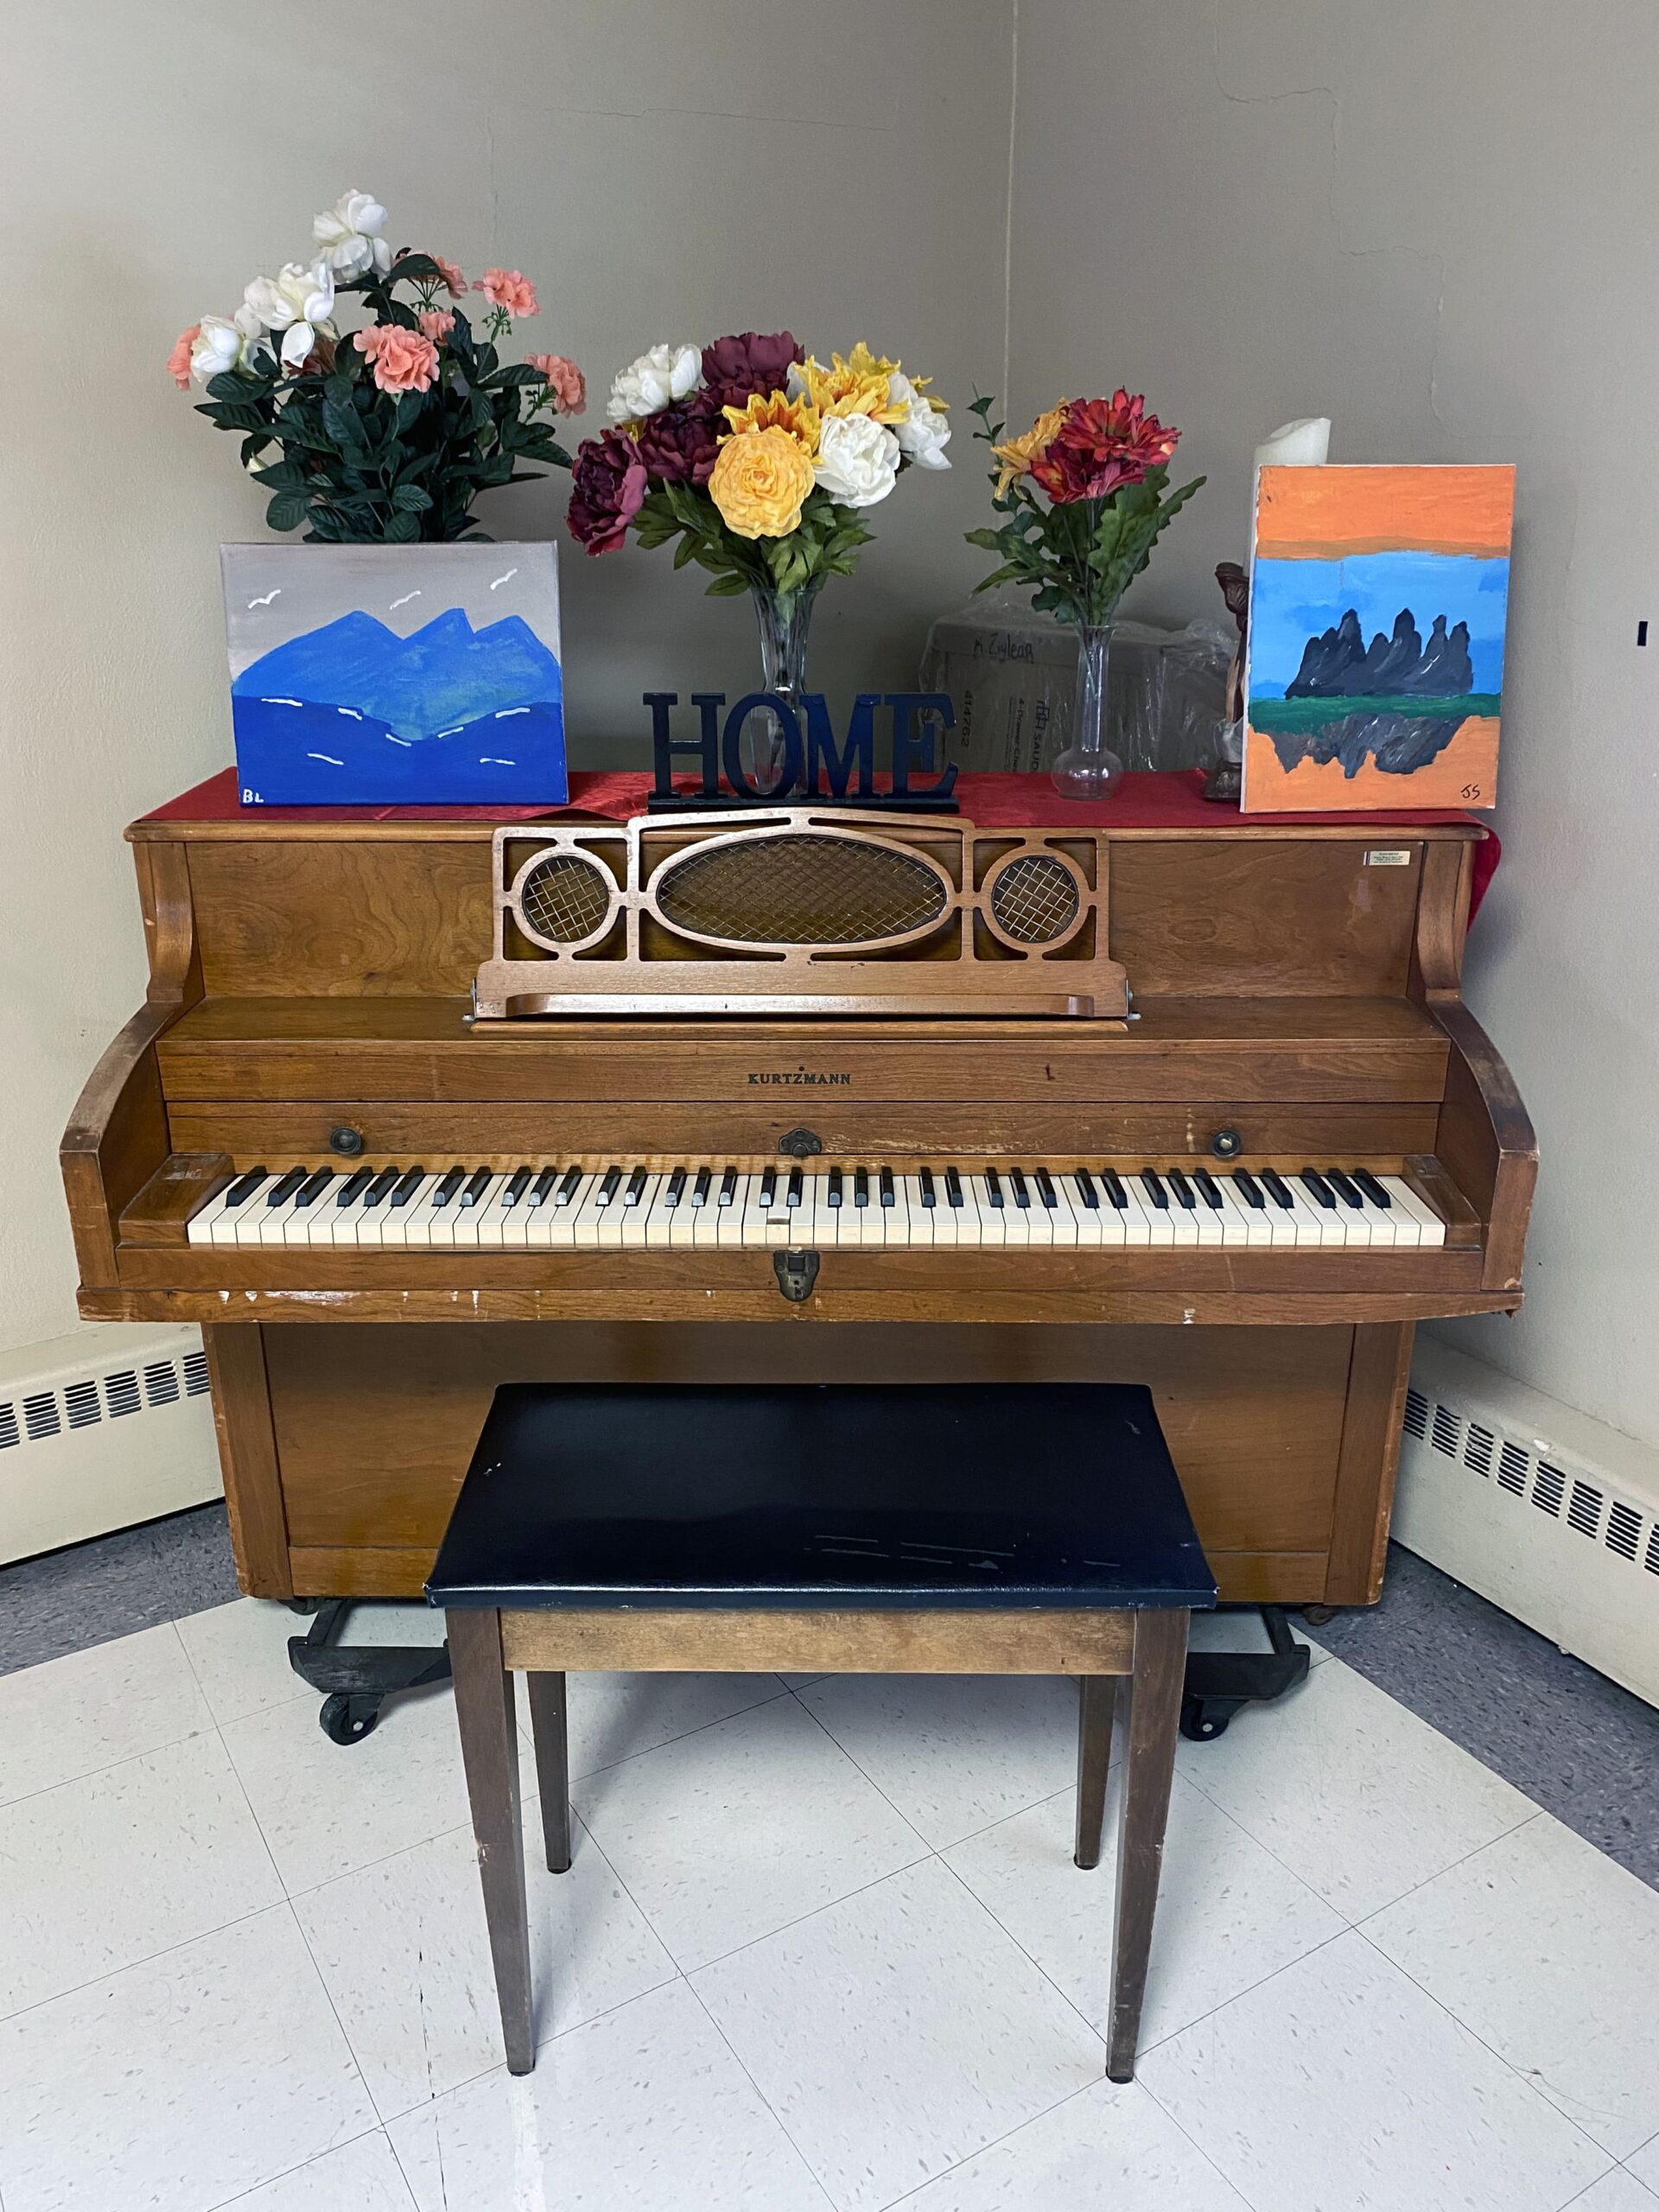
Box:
1009 0 1659 1452
0 0 1012 1353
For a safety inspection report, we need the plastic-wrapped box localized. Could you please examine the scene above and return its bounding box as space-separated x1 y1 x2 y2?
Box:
920 588 1234 774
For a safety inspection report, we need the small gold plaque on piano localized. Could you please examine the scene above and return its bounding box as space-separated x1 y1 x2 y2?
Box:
472 808 1129 1021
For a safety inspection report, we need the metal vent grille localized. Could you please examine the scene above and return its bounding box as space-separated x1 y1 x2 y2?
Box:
0 1402 16 1450
1402 1387 1428 1441
656 834 948 947
64 1381 102 1430
183 1351 211 1396
519 853 612 944
1533 1461 1566 1517
1608 1502 1643 1560
144 1361 181 1408
0 1351 211 1458
1465 1423 1494 1476
1431 1404 1461 1456
1497 1440 1529 1495
990 854 1079 944
1646 1526 1659 1577
23 1393 60 1442
105 1370 142 1419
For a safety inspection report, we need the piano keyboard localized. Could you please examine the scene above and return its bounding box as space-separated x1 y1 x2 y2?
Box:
187 1161 1446 1250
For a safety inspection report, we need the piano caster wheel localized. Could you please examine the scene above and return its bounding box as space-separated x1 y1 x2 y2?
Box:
1300 1603 1338 1627
1180 1693 1242 1742
319 1692 383 1745
284 1597 325 1617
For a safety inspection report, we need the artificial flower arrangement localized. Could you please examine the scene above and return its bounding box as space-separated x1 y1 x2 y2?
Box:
965 390 1204 796
567 331 950 594
168 190 586 542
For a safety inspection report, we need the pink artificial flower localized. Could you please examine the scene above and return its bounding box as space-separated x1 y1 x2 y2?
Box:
418 308 456 342
353 321 440 394
167 322 200 391
431 254 467 298
527 353 585 414
474 267 538 317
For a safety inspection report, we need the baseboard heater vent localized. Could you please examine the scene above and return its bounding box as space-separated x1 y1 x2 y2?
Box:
1396 1338 1659 1708
0 1329 221 1563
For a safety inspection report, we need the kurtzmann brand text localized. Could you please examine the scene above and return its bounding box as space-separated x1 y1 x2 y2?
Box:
747 1071 853 1086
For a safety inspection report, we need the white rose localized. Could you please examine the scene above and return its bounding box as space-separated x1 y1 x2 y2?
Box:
189 307 259 384
313 189 391 279
244 261 337 369
813 411 901 507
607 341 702 423
889 371 951 469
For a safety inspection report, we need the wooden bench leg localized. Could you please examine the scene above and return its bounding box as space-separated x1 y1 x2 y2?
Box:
525 1671 572 1874
1074 1676 1116 1870
448 1608 535 2075
1107 1609 1187 2082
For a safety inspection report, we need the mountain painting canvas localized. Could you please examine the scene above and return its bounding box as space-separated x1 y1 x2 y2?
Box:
1242 464 1514 812
221 542 567 805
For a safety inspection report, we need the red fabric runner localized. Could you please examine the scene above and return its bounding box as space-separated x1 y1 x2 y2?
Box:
143 766 1499 918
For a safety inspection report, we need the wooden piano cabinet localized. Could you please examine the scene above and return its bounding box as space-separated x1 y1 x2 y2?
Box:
206 1317 1411 1610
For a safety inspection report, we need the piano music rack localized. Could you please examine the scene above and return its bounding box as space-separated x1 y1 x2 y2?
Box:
472 809 1132 1022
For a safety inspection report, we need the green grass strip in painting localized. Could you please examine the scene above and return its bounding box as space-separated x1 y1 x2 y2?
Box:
1249 693 1501 734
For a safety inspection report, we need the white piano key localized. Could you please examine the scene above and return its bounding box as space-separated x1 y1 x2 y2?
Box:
201 1178 270 1247
1381 1174 1445 1246
966 1174 1006 1246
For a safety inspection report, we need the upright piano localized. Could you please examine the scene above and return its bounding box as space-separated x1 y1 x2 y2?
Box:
62 771 1534 1619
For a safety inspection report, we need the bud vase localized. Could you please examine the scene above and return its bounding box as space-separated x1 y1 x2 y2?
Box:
1050 621 1125 801
747 579 822 791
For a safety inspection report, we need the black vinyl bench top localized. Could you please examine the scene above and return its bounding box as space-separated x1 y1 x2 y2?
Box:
427 1382 1217 1614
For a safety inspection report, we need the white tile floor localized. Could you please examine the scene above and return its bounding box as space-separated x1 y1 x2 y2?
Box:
1 1600 1657 2212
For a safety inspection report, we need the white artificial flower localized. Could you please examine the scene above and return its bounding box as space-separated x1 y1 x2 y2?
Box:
313 189 391 279
189 305 261 384
606 341 701 423
813 410 901 507
888 370 951 469
244 261 337 370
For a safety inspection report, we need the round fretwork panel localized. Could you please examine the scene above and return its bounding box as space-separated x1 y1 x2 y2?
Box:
655 833 949 947
517 852 613 944
989 852 1081 944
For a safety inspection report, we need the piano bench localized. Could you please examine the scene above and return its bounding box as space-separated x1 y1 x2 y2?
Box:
426 1381 1217 2083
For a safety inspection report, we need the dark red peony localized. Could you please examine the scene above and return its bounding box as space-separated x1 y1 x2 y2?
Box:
566 429 649 553
700 328 804 412
634 391 724 486
1032 389 1180 503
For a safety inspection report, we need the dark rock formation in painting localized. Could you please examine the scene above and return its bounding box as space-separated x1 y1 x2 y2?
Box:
1286 607 1473 700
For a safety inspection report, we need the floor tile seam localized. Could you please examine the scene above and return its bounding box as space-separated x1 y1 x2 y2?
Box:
0 1892 297 2031
0 1717 222 1815
1347 1918 1627 2164
777 1687 940 1856
264 1866 380 2132
1132 2068 1281 2212
870 2077 1106 2212
550 1680 798 1788
201 2123 395 2212
276 1782 546 1910
930 1850 1108 2058
1131 1922 1356 2064
680 1974 842 2211
675 1845 940 1980
1350 1804 1548 1931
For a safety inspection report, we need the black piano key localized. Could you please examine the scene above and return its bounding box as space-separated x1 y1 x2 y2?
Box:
1300 1169 1336 1210
1167 1168 1197 1210
759 1167 778 1206
432 1167 466 1208
362 1167 401 1211
1193 1169 1224 1208
1010 1168 1031 1209
1036 1167 1058 1208
293 1166 334 1209
503 1167 533 1207
556 1166 584 1205
1262 1169 1294 1209
596 1166 622 1206
1353 1168 1393 1209
663 1166 686 1207
854 1167 870 1208
388 1166 424 1208
265 1166 308 1208
530 1166 559 1206
1231 1168 1265 1211
919 1166 937 1208
718 1166 738 1206
1099 1168 1128 1208
827 1167 843 1208
461 1167 493 1208
1140 1170 1169 1211
624 1166 649 1205
786 1166 804 1207
692 1166 712 1206
1325 1168 1364 1210
880 1166 895 1208
224 1167 268 1207
945 1166 964 1207
985 1167 1005 1209
334 1166 373 1209
1073 1169 1100 1210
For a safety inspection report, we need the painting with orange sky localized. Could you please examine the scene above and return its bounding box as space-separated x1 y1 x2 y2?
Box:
1242 464 1515 813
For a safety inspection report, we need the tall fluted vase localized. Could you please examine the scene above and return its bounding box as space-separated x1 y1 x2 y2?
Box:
1050 620 1125 801
745 578 823 791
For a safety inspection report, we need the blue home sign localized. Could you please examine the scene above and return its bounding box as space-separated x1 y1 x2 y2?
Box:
645 691 960 811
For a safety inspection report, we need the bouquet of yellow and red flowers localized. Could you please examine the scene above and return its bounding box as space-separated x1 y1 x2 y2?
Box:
568 332 950 597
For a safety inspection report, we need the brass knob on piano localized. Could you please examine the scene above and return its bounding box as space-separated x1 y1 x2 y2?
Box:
329 1125 366 1157
1210 1127 1243 1160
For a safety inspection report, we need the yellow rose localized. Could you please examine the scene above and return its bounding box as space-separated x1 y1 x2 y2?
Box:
709 425 816 539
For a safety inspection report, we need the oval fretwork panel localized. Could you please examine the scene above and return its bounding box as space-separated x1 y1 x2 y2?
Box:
654 832 949 948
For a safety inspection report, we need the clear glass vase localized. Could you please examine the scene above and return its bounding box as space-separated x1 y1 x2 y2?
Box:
746 579 822 791
1051 621 1126 801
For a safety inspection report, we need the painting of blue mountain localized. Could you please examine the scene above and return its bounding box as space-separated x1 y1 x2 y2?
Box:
221 542 567 805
